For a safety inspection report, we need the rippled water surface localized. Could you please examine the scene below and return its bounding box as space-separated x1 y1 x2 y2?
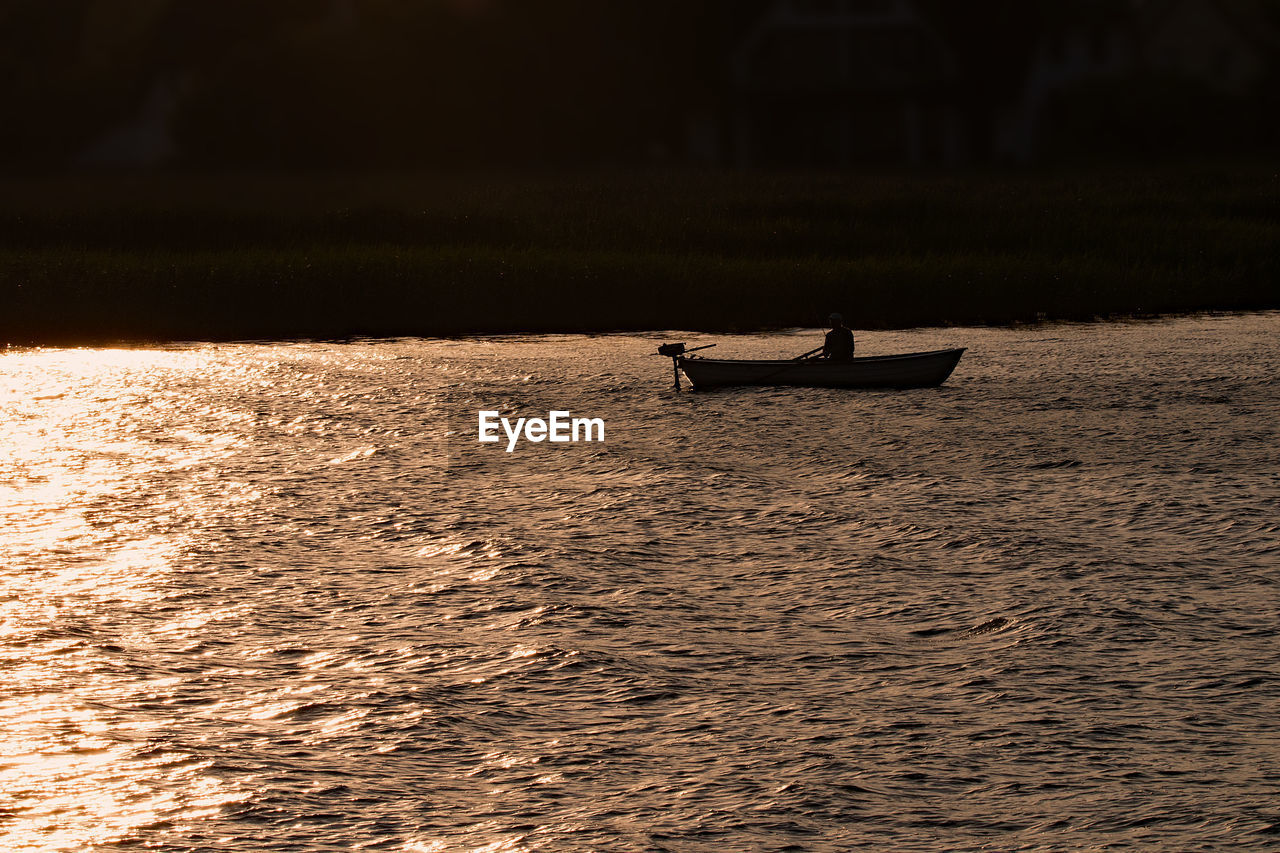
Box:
3 314 1279 851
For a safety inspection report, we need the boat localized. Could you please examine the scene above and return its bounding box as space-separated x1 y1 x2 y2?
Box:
674 347 965 390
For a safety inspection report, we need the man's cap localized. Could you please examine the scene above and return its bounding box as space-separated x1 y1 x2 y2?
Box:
828 313 843 322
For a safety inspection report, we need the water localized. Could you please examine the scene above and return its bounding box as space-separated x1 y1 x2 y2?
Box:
2 313 1278 852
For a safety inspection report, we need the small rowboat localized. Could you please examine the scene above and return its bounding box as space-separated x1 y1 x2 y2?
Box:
676 347 965 390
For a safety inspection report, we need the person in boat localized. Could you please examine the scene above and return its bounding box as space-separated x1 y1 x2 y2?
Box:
822 313 855 362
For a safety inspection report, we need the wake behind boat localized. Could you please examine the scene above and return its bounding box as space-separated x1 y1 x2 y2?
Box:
657 342 965 390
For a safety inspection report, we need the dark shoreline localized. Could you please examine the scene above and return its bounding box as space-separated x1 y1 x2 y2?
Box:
3 166 1276 347
5 309 1276 351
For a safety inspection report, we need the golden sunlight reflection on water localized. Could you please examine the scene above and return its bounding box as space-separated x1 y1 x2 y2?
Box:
1 349 251 850
2 321 1278 851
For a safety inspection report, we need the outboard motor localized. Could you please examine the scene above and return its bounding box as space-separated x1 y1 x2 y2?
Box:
656 341 715 390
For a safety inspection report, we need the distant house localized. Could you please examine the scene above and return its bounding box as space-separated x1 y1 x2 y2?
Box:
994 0 1274 161
1137 0 1273 92
727 0 959 167
992 5 1138 162
76 77 182 170
723 0 1275 167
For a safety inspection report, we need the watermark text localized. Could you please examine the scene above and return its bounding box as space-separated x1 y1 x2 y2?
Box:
478 410 605 452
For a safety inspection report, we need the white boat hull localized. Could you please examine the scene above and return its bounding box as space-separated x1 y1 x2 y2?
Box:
678 348 965 390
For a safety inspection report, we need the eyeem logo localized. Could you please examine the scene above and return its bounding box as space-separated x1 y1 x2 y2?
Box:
478 411 605 452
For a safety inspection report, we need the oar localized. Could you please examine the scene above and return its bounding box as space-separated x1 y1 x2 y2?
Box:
792 346 824 361
747 345 826 385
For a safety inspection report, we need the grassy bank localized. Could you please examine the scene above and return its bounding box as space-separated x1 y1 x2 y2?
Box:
2 165 1276 344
